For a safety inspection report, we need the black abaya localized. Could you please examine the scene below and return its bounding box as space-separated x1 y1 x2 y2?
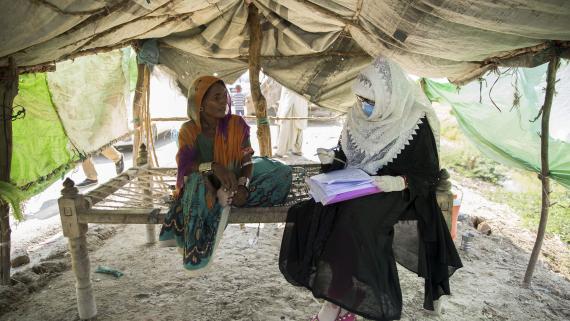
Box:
279 118 462 321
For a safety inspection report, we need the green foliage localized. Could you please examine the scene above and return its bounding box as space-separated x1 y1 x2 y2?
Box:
486 183 570 243
441 147 507 184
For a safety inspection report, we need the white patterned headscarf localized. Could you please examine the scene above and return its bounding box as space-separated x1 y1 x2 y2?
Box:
340 57 440 174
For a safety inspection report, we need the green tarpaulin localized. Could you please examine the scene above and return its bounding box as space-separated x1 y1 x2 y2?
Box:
422 61 570 189
8 50 132 200
11 73 74 195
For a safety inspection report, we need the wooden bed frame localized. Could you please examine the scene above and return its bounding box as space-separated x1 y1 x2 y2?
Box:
57 146 454 320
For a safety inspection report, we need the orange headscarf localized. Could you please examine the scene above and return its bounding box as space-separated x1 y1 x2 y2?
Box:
187 75 223 131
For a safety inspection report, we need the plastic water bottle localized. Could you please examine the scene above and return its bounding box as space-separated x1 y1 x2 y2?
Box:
461 232 474 252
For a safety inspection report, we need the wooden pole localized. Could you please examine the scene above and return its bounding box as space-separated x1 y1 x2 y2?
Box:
136 144 156 244
151 115 343 122
0 57 18 285
522 54 560 287
58 178 97 319
247 3 272 157
132 63 150 166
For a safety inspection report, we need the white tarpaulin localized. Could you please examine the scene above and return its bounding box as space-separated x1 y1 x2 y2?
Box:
47 50 130 154
1 0 568 86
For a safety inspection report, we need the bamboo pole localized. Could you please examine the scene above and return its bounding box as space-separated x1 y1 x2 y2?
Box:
136 144 157 243
0 57 18 285
247 3 272 157
132 63 150 166
142 75 160 168
522 54 560 287
150 115 344 122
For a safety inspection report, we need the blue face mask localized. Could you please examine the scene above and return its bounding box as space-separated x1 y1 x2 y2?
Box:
361 101 375 117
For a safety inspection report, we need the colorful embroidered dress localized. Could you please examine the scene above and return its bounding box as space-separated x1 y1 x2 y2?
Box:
160 76 292 272
160 114 250 271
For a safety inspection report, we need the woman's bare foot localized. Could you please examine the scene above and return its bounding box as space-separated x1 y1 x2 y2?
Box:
317 302 342 321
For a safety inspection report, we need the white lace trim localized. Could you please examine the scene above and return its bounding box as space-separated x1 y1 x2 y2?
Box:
343 117 425 174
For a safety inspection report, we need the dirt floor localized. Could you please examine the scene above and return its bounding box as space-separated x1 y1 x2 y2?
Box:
1 173 569 321
1 122 569 321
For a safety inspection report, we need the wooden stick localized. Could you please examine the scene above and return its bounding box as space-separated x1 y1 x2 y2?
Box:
0 57 18 285
136 144 157 244
17 63 56 74
112 189 170 199
84 167 143 205
134 178 175 188
92 184 169 199
523 54 560 287
151 115 344 121
98 191 155 204
236 51 370 60
79 208 166 224
132 63 149 166
143 76 161 168
139 167 177 175
228 207 288 224
16 41 134 74
79 206 290 225
247 4 272 157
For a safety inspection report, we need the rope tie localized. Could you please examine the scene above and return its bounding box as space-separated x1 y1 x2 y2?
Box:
256 117 269 126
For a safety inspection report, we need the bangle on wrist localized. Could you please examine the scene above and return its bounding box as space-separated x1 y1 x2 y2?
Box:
238 176 250 189
402 175 408 188
238 184 250 194
199 162 214 174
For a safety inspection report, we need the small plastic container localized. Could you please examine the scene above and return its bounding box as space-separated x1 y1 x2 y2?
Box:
461 232 475 252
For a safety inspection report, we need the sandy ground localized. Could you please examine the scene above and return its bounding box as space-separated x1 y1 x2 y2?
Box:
1 121 569 321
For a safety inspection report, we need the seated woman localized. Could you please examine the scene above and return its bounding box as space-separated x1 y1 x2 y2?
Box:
279 58 463 321
160 75 291 272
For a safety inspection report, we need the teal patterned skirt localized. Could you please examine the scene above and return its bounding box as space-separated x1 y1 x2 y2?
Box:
159 157 292 271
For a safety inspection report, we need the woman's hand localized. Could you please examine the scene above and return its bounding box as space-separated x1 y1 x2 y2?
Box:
231 185 249 207
203 174 217 200
316 148 335 164
212 162 238 192
216 188 234 207
372 175 407 192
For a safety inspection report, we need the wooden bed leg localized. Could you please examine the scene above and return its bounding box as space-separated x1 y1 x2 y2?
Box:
145 224 156 244
58 178 97 320
137 144 157 244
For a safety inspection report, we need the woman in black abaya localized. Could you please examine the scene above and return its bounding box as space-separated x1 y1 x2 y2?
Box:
279 57 462 321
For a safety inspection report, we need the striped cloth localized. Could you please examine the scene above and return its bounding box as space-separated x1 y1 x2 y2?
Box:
231 92 246 114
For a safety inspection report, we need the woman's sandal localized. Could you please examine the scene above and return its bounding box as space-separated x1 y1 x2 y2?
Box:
335 312 357 321
310 306 343 321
